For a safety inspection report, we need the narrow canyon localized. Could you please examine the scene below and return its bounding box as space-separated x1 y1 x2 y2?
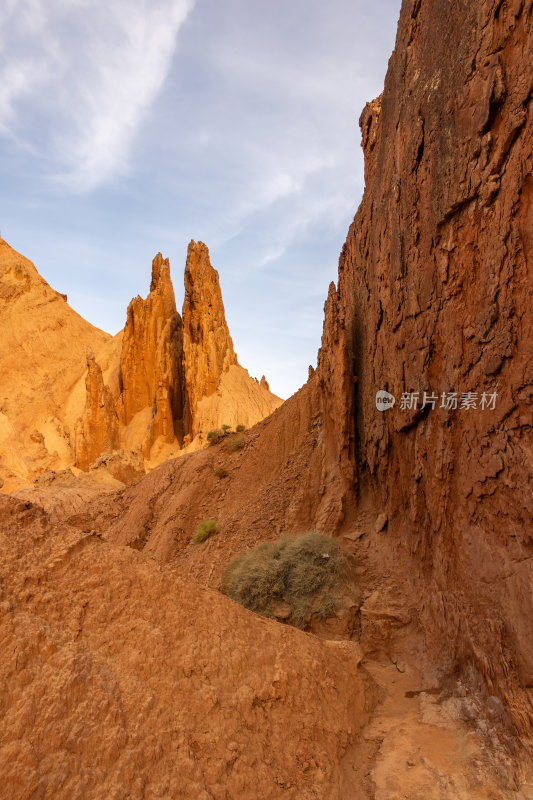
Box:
0 0 531 798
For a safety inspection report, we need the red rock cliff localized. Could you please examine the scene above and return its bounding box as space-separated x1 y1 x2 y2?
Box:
324 0 533 730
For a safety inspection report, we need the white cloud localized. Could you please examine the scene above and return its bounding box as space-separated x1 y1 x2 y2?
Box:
0 0 196 191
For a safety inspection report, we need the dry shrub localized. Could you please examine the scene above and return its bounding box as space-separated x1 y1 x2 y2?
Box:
192 519 220 544
220 532 346 627
225 433 246 452
214 465 227 479
207 429 223 446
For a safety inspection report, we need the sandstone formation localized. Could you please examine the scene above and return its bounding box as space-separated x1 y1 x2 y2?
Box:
182 240 238 427
0 240 281 489
1 0 532 797
179 242 280 438
77 241 281 464
116 252 186 455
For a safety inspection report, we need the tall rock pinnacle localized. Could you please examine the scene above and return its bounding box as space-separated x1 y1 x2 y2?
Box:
117 253 186 453
182 241 238 422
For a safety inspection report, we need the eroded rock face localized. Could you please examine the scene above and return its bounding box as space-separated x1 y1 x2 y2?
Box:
182 241 238 429
327 0 533 730
74 347 120 470
117 253 186 454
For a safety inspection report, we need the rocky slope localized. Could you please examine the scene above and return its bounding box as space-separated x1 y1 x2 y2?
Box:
0 239 111 491
0 494 373 800
0 239 281 490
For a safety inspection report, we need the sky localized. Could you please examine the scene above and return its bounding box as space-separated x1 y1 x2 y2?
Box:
0 0 401 399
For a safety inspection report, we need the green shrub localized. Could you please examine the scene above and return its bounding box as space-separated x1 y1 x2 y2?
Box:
220 532 346 627
222 424 232 433
235 424 246 432
225 432 246 452
192 519 220 544
214 465 228 479
207 429 223 446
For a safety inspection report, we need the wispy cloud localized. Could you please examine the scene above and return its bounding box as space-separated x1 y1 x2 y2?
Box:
153 3 378 262
0 0 196 191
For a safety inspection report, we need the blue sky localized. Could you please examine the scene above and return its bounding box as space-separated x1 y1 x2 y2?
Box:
0 0 401 399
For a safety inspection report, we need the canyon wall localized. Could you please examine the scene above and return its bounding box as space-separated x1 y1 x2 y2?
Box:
327 0 532 730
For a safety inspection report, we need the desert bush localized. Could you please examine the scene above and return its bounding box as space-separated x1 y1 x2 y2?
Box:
207 429 223 446
222 424 232 433
192 519 220 544
214 465 227 479
235 424 246 432
220 532 346 627
317 594 337 621
225 432 246 452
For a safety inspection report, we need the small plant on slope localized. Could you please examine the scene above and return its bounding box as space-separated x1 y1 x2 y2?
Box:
225 432 246 452
207 429 223 446
193 519 220 544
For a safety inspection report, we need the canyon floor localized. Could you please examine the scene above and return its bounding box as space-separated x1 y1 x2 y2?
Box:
1 483 532 800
